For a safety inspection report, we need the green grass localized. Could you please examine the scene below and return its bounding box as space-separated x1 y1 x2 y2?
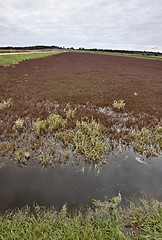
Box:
0 195 161 240
126 123 162 156
32 113 106 165
74 118 106 163
74 50 162 61
0 51 63 66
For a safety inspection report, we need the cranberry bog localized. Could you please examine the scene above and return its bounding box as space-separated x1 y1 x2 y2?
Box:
0 52 161 211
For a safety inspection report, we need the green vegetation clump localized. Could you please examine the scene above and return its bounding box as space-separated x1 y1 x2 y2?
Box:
0 142 15 156
14 118 24 130
127 124 162 156
33 113 67 137
33 116 106 165
14 148 30 163
32 112 106 165
33 118 48 136
0 99 12 111
0 195 161 240
113 100 125 110
47 113 67 132
64 103 77 120
73 118 106 163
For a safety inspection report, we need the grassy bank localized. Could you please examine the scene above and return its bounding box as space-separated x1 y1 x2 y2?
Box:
74 50 162 61
0 195 161 240
0 51 63 66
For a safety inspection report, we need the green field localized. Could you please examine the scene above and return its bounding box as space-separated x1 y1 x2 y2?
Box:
0 51 63 66
76 50 162 61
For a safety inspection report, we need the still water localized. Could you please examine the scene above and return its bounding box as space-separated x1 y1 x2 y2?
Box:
0 149 161 211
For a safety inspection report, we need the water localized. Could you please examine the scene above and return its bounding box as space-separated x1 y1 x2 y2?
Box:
0 149 161 211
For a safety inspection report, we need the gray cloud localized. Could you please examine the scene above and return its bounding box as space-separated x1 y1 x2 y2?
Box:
0 0 162 51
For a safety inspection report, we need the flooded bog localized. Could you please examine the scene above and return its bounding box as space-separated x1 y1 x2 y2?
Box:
0 149 161 211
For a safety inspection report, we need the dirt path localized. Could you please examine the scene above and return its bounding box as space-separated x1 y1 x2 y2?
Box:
0 52 162 120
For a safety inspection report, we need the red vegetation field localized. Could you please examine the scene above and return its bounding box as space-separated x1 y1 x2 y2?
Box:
0 52 161 135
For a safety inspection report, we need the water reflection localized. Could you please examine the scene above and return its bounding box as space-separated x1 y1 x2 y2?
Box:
0 149 161 211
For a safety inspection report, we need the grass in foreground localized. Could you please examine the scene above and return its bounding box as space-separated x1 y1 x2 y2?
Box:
0 195 161 240
0 51 63 66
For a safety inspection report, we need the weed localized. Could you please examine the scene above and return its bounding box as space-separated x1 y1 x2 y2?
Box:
119 199 162 239
30 137 45 150
73 118 106 163
92 192 122 217
64 103 77 120
33 115 107 165
33 113 67 137
56 130 74 147
33 118 48 137
39 150 53 166
38 141 56 165
0 98 12 111
113 100 125 110
24 152 30 159
127 123 162 155
0 142 15 156
47 113 67 132
14 118 24 130
63 150 70 160
15 148 29 163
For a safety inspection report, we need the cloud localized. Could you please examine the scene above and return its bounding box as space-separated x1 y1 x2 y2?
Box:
0 0 162 51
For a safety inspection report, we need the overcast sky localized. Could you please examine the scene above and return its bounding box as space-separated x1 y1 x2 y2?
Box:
0 0 162 52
